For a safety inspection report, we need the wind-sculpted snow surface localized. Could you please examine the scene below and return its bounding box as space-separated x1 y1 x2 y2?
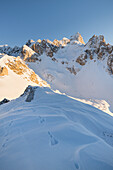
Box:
0 87 113 170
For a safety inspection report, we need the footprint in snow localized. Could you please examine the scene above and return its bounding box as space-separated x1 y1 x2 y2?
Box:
4 133 8 137
9 121 13 127
1 138 9 150
74 162 79 169
2 143 6 148
48 131 59 146
39 116 45 124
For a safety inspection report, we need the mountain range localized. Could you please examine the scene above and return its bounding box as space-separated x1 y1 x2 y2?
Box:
0 32 113 114
0 33 113 170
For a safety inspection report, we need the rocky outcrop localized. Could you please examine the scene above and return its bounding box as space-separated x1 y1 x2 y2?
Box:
20 45 39 62
75 35 113 74
0 98 10 105
6 57 28 75
23 34 113 76
53 39 61 47
107 54 113 74
76 53 87 65
0 66 8 76
26 39 35 47
70 32 85 44
30 72 40 84
20 39 60 61
66 66 76 75
25 86 37 102
20 85 37 102
31 39 59 57
0 45 22 57
0 33 85 62
5 56 49 86
22 33 83 61
85 35 106 49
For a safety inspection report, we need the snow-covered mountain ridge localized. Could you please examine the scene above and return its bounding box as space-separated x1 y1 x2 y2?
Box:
1 33 112 75
0 32 113 114
22 33 113 114
0 54 49 101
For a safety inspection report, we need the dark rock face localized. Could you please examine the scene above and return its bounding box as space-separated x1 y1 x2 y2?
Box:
76 53 87 65
20 39 60 61
26 39 35 47
85 35 106 48
21 85 38 102
66 66 76 75
107 54 113 74
0 45 22 57
0 66 8 76
31 39 59 58
24 55 40 62
75 35 113 74
20 45 39 62
0 98 10 105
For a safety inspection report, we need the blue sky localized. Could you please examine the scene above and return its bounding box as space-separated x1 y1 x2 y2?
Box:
0 0 113 47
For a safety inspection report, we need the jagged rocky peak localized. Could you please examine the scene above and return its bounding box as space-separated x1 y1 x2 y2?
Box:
24 34 85 60
53 39 61 47
84 34 113 59
46 39 53 45
60 37 70 46
86 34 106 48
0 45 11 53
75 34 113 74
52 38 68 47
70 32 85 44
26 39 35 47
37 39 41 43
21 45 38 61
0 44 22 57
30 38 59 58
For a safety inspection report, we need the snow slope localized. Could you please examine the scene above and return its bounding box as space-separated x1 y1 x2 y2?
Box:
28 47 113 114
18 34 112 115
0 54 49 101
0 86 113 170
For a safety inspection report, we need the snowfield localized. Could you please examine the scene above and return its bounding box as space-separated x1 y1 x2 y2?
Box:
25 34 113 115
28 49 113 115
0 54 49 101
0 86 113 170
